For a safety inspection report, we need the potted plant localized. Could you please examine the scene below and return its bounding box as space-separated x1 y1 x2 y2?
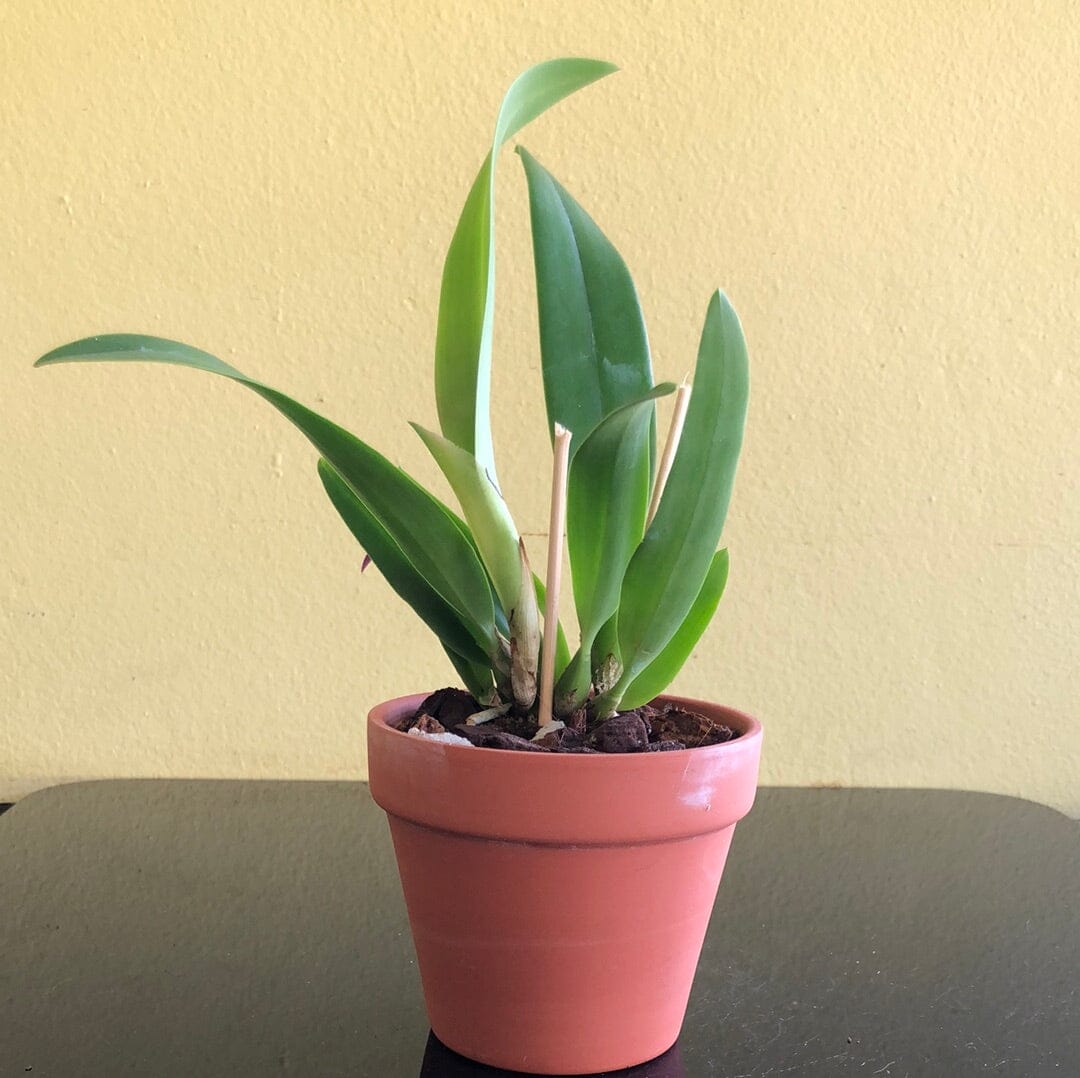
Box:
35 58 761 1074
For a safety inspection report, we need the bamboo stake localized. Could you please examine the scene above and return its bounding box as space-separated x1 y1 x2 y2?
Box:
538 423 572 728
646 379 692 527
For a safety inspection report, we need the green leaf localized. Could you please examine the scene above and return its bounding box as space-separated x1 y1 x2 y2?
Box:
607 292 748 699
317 457 489 672
518 147 655 460
618 548 729 710
442 646 496 703
410 423 521 614
556 384 675 709
567 384 675 638
37 332 246 377
35 334 500 660
435 59 617 481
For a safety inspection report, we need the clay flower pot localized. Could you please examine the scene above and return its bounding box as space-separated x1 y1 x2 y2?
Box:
367 692 763 1075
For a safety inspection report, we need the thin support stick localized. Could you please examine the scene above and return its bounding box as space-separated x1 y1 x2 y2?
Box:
646 379 692 527
538 423 572 728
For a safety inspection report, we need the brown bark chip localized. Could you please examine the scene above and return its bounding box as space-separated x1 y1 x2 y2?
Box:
398 687 479 732
413 715 447 736
446 723 492 746
587 713 651 753
533 726 587 751
649 706 736 747
450 725 547 752
405 692 740 754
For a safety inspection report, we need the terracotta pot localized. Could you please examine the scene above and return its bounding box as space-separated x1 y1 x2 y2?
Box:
367 693 763 1075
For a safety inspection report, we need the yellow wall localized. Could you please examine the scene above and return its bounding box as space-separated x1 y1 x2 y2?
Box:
2 2 1077 813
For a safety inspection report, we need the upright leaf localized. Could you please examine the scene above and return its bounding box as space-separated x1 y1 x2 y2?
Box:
556 384 675 709
518 147 655 460
606 292 748 701
35 334 500 660
435 59 617 481
617 549 729 710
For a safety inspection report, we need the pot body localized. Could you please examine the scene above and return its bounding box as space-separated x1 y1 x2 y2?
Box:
367 694 762 1075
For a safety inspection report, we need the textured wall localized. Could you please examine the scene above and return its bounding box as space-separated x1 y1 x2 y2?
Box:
2 2 1077 812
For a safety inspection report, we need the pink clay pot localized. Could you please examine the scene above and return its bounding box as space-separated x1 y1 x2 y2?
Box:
367 693 763 1075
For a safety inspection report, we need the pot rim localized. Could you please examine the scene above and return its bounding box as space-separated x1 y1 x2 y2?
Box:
367 692 763 844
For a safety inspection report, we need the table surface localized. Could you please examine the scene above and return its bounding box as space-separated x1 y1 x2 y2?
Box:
0 781 1076 1077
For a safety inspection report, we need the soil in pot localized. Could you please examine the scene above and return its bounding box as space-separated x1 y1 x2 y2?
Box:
396 687 740 754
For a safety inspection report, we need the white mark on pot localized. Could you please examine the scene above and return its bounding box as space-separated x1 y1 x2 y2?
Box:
680 785 712 810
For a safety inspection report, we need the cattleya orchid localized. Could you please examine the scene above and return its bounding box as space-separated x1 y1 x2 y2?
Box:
35 58 748 726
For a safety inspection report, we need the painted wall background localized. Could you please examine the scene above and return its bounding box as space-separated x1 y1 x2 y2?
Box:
2 2 1077 813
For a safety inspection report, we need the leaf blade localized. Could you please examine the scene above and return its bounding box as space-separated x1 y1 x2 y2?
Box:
317 457 490 675
612 292 748 691
434 59 617 478
567 384 674 640
36 333 500 660
556 384 674 710
518 147 655 459
442 645 496 703
618 549 729 710
411 423 521 614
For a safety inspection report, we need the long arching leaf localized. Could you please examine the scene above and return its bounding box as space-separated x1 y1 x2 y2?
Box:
35 334 500 660
434 59 617 481
317 458 492 692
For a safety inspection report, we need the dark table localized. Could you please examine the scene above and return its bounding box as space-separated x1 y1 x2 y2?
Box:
0 782 1076 1077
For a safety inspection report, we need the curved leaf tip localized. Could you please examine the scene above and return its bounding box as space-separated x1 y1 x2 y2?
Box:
434 57 620 481
34 334 245 379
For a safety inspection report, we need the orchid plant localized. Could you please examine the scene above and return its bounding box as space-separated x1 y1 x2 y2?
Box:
35 58 748 727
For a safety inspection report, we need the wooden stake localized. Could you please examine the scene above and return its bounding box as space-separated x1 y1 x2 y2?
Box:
538 423 572 728
646 379 692 527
